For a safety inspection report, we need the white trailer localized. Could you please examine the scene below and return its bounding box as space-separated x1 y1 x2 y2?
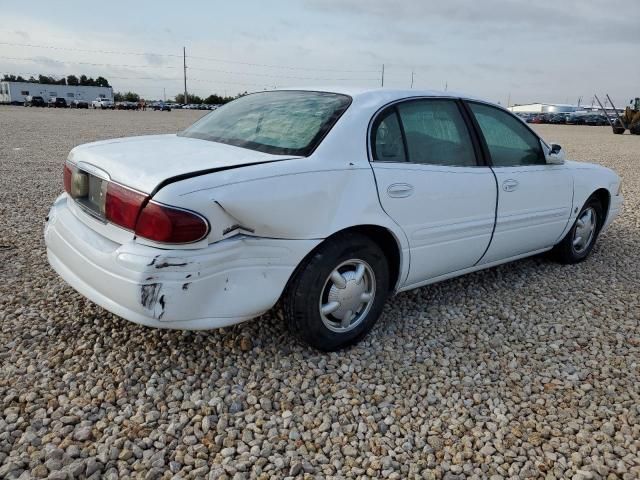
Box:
0 81 113 104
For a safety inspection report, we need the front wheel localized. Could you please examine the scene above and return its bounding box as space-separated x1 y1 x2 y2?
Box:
283 232 390 351
552 196 603 264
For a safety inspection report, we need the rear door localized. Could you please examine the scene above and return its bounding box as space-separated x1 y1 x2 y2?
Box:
370 98 497 287
465 101 572 264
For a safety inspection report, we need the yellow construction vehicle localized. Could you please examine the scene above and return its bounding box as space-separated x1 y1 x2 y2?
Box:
595 94 640 135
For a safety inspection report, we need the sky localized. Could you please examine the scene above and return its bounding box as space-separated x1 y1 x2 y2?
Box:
0 0 638 105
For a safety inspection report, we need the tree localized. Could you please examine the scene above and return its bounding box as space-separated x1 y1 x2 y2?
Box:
174 93 203 104
124 91 139 102
66 75 79 86
79 75 97 86
38 75 57 84
1 74 27 82
95 76 110 87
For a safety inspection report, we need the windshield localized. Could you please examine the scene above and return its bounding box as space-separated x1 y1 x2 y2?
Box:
179 90 351 156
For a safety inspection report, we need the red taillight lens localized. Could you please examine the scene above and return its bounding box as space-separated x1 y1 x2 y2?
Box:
105 182 148 230
135 202 209 243
63 163 72 194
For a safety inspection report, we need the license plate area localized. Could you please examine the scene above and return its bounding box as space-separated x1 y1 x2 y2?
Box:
71 170 108 221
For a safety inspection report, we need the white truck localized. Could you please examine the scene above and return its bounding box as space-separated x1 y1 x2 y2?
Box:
92 98 114 109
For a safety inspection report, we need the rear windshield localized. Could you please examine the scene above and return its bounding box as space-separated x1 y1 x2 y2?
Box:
179 91 351 156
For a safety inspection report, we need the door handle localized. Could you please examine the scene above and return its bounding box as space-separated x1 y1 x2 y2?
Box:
387 183 414 198
502 179 519 192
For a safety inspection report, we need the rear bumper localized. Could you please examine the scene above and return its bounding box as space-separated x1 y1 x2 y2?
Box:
45 194 319 329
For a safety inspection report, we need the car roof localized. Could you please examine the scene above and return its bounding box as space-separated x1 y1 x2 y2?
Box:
274 86 486 104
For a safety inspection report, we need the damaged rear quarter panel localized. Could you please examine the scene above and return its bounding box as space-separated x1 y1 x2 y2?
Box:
150 158 407 243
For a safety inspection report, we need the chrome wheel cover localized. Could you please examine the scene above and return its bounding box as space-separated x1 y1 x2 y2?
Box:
319 260 376 333
572 207 597 254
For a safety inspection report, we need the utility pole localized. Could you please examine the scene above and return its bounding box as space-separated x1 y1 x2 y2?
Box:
163 88 166 102
381 64 385 87
183 46 188 104
444 81 448 92
507 92 511 108
410 70 414 88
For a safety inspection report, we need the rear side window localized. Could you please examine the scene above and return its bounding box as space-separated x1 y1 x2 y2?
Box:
396 100 477 166
468 102 545 166
180 91 351 156
372 109 406 162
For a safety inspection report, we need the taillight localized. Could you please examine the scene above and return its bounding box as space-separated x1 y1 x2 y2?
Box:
105 182 148 230
63 163 72 194
64 164 208 244
135 202 209 243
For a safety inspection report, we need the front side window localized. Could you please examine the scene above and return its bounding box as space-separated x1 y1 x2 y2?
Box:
180 91 351 156
468 102 544 166
21 90 29 95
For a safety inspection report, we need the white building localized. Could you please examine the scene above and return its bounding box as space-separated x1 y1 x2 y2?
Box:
508 103 578 114
0 81 113 104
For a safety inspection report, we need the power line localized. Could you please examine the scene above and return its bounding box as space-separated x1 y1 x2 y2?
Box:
0 55 378 82
187 54 379 73
0 40 380 73
0 55 181 69
0 41 181 58
2 71 274 88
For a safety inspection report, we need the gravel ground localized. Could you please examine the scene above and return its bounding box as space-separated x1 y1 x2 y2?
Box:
0 106 639 480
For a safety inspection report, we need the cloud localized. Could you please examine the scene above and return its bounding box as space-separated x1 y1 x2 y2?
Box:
303 0 640 44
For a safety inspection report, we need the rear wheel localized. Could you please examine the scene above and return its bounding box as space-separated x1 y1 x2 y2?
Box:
283 232 390 351
613 126 626 135
552 196 603 264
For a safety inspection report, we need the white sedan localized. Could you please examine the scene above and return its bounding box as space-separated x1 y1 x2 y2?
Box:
91 98 114 109
45 88 623 350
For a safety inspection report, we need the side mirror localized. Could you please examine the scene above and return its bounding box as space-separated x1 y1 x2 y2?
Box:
546 143 565 165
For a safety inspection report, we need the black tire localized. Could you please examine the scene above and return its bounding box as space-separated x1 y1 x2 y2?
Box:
552 196 603 264
613 126 626 135
283 232 390 351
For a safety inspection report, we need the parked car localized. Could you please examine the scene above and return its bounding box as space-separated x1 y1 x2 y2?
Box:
152 103 172 111
566 113 586 125
45 88 623 350
584 114 608 126
547 113 567 124
24 95 46 107
530 114 546 124
48 97 68 108
92 98 115 109
116 101 138 110
70 100 89 109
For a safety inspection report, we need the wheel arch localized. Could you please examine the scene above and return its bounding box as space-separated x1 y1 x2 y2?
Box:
591 187 610 228
281 224 406 299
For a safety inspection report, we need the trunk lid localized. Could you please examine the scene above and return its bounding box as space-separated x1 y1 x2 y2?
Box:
68 134 297 194
66 134 299 245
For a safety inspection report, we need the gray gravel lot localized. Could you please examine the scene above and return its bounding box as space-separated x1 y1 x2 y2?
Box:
1 105 639 479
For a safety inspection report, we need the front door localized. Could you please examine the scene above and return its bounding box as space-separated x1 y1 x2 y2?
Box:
466 102 573 264
370 98 497 287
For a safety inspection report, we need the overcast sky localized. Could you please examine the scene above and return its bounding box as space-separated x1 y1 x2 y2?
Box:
1 0 638 105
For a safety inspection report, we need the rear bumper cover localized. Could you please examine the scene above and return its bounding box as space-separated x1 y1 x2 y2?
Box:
45 194 319 329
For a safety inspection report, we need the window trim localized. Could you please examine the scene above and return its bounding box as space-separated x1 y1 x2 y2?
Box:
462 100 547 167
368 96 483 168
